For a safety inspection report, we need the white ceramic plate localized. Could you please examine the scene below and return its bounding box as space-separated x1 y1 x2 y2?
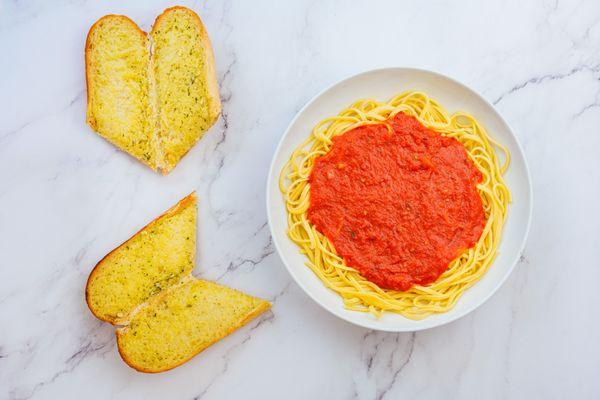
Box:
267 68 532 332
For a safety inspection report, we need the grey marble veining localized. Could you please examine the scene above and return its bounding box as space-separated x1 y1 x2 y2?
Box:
1 0 599 399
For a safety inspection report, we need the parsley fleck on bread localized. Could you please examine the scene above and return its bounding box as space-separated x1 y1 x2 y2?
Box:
85 193 271 372
85 7 221 173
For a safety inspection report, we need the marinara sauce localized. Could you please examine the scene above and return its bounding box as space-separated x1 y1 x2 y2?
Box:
308 113 486 291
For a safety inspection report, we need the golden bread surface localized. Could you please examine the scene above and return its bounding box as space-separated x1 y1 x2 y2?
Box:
117 278 270 373
86 193 197 324
85 7 221 173
85 15 159 169
152 7 221 173
85 193 271 372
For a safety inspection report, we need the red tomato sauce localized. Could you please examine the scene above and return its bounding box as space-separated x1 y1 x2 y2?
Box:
308 113 486 291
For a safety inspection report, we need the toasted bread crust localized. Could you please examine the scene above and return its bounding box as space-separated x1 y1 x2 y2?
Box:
85 192 197 325
84 15 158 171
115 297 271 373
86 191 271 373
85 7 221 174
85 14 147 130
152 6 222 175
152 6 221 124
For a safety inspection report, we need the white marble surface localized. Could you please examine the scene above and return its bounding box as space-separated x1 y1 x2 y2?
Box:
1 0 599 398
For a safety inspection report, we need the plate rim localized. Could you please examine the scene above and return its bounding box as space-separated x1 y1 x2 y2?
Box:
266 67 533 332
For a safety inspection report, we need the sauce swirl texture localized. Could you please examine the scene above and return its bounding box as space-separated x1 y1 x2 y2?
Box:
308 113 486 291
